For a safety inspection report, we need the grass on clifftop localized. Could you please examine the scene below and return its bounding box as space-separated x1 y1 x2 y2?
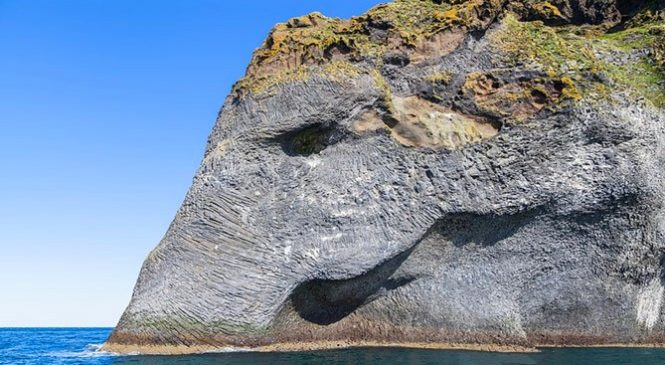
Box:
601 23 665 107
490 14 665 107
233 0 665 109
599 24 665 106
232 0 495 96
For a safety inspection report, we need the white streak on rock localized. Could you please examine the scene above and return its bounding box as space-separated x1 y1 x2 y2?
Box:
306 157 321 168
320 233 343 242
637 278 664 330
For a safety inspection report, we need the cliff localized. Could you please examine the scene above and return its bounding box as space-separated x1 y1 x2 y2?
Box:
104 0 665 354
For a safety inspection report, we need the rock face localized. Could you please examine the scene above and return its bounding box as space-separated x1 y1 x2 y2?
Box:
105 0 665 353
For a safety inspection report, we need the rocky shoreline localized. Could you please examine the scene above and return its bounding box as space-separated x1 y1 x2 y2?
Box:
102 341 533 355
101 340 665 355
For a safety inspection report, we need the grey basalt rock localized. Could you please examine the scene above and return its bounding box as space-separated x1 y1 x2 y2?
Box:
105 0 665 353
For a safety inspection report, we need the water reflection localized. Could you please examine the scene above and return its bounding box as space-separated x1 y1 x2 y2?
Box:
108 347 665 365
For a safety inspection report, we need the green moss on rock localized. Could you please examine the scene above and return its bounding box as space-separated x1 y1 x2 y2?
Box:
600 23 665 106
491 13 665 107
232 0 491 97
232 0 664 109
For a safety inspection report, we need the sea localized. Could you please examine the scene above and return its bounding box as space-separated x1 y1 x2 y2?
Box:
2 328 665 365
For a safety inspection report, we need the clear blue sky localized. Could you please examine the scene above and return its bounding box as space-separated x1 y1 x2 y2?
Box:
0 0 383 327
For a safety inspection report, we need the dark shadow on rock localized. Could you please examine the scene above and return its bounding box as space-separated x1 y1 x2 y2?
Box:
435 207 548 248
290 247 418 325
290 206 551 325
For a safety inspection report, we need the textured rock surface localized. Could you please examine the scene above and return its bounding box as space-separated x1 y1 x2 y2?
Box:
106 0 665 353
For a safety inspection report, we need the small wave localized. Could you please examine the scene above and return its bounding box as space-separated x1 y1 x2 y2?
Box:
46 343 119 358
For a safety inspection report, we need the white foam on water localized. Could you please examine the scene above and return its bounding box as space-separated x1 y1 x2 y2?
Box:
46 343 121 358
636 278 665 330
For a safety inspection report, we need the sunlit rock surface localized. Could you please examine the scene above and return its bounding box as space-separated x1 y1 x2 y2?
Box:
105 0 665 353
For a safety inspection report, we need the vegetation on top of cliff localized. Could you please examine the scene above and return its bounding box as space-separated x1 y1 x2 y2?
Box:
625 0 665 28
490 13 665 107
232 0 501 97
599 23 665 106
232 0 665 109
489 15 591 98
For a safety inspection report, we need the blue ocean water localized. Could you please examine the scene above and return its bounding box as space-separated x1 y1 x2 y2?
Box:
3 328 665 365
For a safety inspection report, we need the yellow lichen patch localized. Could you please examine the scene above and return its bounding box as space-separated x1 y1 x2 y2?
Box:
233 61 362 97
442 0 505 29
322 60 362 82
433 9 461 23
233 64 311 97
530 2 566 22
425 71 453 84
462 71 572 121
287 13 322 28
389 96 499 149
245 13 366 81
362 0 457 40
370 69 396 115
559 76 582 101
490 13 665 108
425 70 455 101
233 0 493 97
